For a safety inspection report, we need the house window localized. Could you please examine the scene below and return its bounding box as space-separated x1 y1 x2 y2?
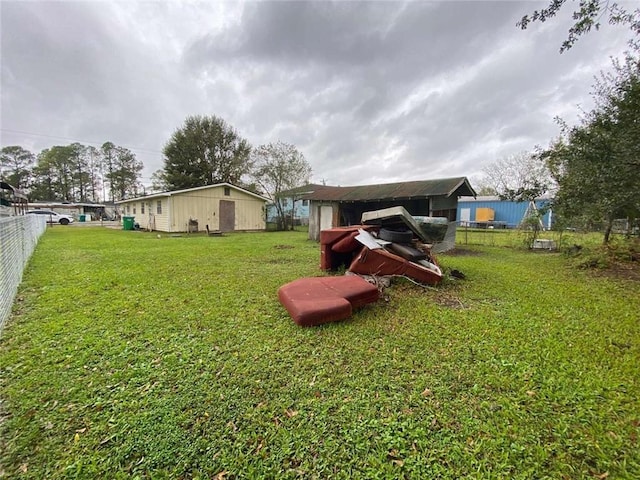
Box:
282 198 288 207
224 187 231 196
157 200 162 214
126 205 130 213
141 203 145 214
302 199 308 206
133 205 136 214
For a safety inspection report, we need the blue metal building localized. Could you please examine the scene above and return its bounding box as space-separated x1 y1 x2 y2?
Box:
457 196 553 229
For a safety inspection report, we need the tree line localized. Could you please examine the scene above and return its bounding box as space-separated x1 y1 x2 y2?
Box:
0 142 143 203
1 116 313 230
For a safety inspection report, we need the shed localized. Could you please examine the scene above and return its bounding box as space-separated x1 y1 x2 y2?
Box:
116 183 268 233
303 177 476 241
457 196 553 229
1 181 28 216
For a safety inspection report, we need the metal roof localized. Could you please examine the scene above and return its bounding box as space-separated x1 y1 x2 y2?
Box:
458 195 553 202
278 183 325 197
302 177 476 202
115 183 269 204
1 181 28 201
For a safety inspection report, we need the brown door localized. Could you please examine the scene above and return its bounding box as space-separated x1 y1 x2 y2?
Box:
219 200 235 232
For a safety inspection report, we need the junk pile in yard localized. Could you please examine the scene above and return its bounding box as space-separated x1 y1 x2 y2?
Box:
279 206 449 327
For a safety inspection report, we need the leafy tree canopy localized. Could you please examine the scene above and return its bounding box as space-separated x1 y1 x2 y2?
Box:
162 115 251 190
518 0 640 52
480 152 554 202
541 54 640 243
0 145 34 190
251 141 312 230
101 142 143 201
25 142 142 202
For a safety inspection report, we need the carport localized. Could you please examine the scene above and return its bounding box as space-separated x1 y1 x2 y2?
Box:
304 177 476 241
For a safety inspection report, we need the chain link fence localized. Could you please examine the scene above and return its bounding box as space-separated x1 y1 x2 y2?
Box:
455 222 607 250
0 215 47 332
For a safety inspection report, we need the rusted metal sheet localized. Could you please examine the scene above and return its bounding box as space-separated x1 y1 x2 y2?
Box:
303 177 476 202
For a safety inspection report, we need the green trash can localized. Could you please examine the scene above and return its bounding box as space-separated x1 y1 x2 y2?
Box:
122 216 135 231
79 214 86 222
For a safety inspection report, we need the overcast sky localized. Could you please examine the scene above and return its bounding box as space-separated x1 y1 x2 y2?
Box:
0 0 633 189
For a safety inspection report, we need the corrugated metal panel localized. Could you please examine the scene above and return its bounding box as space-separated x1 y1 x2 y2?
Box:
304 177 476 201
431 195 457 210
457 199 552 227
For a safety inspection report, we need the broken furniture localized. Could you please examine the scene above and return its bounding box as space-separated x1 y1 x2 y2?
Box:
320 225 375 270
363 206 456 253
361 206 428 242
279 206 447 327
205 225 224 236
278 275 380 327
188 218 199 233
319 206 444 286
348 245 442 285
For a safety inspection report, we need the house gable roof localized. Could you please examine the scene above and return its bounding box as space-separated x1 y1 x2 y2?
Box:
302 177 476 202
115 183 269 204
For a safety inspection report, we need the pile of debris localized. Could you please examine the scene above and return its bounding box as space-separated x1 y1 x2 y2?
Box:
279 207 449 327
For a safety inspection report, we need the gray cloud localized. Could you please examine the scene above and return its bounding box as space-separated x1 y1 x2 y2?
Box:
1 1 633 189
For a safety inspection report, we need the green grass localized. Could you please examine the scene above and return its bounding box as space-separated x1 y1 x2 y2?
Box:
1 228 639 479
455 226 606 249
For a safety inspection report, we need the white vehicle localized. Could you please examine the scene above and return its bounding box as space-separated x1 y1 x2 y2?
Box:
26 209 75 225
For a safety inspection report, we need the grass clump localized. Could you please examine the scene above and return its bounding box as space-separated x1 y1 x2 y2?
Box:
564 237 640 273
1 228 639 479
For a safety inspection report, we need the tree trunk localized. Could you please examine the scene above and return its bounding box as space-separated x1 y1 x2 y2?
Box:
603 217 614 244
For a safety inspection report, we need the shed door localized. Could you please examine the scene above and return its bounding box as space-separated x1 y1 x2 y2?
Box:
220 200 235 232
460 208 471 226
320 205 333 231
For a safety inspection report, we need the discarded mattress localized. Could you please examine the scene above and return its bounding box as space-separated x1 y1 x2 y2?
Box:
361 206 428 243
362 206 456 253
278 276 379 327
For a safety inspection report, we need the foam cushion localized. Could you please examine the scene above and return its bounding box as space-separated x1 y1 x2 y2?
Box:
278 276 379 327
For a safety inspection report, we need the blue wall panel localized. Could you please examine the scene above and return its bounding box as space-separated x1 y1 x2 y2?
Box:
457 198 552 228
266 197 310 222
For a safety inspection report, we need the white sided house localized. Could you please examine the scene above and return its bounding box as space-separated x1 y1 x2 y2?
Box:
116 183 268 233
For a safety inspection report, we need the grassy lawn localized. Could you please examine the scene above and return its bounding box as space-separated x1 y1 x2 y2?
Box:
1 227 639 479
455 226 606 250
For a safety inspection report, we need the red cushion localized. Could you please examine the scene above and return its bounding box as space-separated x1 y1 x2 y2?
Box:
331 231 362 253
320 226 376 270
348 248 443 285
278 276 379 327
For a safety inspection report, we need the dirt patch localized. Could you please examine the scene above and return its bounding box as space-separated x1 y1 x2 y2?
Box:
432 291 467 309
273 245 295 250
590 262 640 281
440 248 483 257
